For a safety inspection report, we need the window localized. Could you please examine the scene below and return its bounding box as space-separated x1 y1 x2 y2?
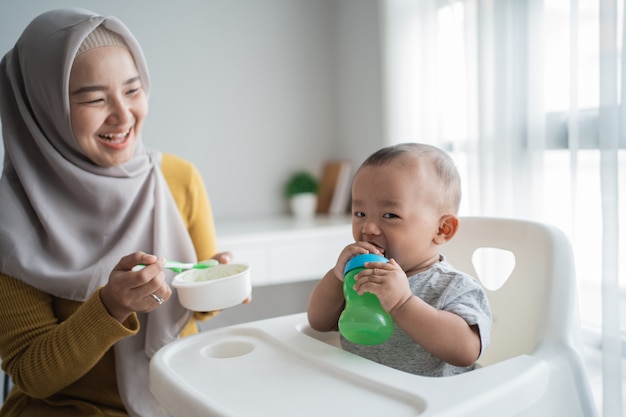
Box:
430 0 625 334
385 1 625 412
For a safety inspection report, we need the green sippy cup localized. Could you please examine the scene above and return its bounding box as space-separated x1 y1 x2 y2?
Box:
338 253 394 345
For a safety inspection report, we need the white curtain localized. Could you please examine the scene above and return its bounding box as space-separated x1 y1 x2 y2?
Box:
382 0 624 415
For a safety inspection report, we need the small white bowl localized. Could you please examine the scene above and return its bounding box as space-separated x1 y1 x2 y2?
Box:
172 264 251 311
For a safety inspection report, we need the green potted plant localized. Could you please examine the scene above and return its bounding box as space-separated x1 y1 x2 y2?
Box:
284 171 319 219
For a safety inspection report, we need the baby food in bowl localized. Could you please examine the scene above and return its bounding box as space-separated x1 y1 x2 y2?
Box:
172 264 251 311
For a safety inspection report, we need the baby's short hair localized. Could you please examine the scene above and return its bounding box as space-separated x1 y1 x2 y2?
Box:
361 143 461 213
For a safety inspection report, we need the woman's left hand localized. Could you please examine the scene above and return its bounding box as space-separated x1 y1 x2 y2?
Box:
212 251 232 264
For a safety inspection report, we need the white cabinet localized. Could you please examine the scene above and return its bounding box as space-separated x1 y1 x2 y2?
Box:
216 215 352 286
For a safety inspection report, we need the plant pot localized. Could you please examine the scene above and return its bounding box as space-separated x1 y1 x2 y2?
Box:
289 193 317 219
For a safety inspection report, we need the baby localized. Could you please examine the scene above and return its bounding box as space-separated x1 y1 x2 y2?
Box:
307 143 492 376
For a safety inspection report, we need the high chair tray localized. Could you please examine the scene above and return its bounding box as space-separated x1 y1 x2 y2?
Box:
150 313 550 417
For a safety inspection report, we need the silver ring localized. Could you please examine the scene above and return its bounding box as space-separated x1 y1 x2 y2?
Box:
150 293 164 305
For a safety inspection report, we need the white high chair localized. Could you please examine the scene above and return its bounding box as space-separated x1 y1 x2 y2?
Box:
150 217 597 417
440 216 596 415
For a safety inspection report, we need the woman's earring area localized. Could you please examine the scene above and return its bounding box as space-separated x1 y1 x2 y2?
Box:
150 293 164 305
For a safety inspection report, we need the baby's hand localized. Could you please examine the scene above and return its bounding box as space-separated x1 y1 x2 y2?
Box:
333 242 383 282
353 258 412 312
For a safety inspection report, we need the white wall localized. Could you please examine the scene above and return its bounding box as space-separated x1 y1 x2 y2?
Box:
0 0 385 220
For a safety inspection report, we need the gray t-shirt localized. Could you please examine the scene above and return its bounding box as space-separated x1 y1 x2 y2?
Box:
340 256 492 377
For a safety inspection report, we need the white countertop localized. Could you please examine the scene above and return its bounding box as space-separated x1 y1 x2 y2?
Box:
213 214 352 286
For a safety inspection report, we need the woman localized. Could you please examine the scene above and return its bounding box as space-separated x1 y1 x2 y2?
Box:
0 8 229 416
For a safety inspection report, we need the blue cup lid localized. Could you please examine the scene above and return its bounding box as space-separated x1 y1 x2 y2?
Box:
344 253 389 275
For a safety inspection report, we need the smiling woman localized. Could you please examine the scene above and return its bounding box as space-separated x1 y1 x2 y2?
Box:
0 8 233 417
69 34 148 167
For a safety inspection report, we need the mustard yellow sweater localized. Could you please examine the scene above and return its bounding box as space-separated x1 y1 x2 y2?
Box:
0 155 218 416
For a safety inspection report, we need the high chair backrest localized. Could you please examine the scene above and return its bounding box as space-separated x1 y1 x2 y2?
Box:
441 217 580 366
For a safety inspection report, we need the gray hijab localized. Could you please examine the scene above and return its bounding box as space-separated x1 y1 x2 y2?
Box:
0 8 195 417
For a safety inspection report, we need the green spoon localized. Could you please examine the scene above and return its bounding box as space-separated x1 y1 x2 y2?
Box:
132 259 219 273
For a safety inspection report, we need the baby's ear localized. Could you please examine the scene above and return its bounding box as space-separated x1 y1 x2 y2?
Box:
433 215 459 244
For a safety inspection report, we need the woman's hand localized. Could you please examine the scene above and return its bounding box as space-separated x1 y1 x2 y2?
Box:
211 251 232 264
100 252 171 322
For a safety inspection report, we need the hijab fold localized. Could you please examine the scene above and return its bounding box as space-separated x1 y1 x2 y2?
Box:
0 8 195 417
